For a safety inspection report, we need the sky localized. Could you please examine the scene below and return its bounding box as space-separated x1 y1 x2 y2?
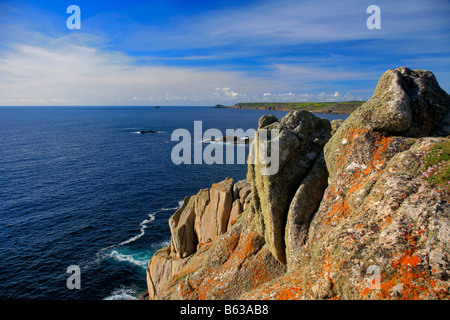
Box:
0 0 449 106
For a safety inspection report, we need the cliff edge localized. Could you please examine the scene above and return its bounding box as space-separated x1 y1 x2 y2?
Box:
146 67 450 300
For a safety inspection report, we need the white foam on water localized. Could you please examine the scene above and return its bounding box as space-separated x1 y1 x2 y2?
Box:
85 202 180 270
160 206 179 211
104 286 139 300
119 202 180 246
119 213 155 246
108 250 149 269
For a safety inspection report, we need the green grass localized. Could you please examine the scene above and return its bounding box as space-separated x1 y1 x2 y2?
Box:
177 274 188 283
420 140 450 188
230 101 364 114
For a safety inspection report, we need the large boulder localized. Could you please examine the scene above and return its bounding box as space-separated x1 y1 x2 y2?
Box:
169 196 197 258
195 178 234 244
168 178 237 258
325 67 450 182
285 152 329 270
247 110 332 264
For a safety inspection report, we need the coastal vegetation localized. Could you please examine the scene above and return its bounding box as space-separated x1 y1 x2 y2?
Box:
214 101 365 114
420 140 450 190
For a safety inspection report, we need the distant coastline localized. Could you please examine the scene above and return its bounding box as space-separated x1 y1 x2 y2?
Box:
212 101 365 114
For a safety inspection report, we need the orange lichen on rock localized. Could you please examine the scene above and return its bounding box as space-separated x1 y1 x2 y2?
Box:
244 274 304 300
378 253 425 299
320 196 351 227
372 134 393 163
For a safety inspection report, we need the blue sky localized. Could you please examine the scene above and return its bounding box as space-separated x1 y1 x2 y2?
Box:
0 0 449 106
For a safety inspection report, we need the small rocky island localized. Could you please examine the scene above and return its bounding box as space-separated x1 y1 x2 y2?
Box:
139 130 159 134
204 136 252 145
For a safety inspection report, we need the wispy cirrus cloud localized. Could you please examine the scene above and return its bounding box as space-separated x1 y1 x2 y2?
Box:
113 0 449 53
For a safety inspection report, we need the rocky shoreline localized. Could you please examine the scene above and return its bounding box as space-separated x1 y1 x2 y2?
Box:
145 67 449 300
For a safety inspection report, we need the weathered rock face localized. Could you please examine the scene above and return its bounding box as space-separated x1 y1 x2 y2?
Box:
146 67 449 300
285 152 329 270
169 196 197 259
248 110 331 264
246 67 450 299
147 178 281 300
165 206 286 299
168 178 240 259
195 178 234 244
367 67 449 136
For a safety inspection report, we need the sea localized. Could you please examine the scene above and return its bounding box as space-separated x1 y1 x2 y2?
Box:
0 106 347 300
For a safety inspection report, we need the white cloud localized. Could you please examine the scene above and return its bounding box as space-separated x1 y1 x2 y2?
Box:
0 41 368 105
0 41 259 106
117 0 450 55
257 90 353 102
0 30 372 106
214 87 241 99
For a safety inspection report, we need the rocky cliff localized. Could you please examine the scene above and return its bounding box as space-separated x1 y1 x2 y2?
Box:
146 67 450 300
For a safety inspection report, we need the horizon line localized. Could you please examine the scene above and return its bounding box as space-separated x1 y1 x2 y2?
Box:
0 100 367 108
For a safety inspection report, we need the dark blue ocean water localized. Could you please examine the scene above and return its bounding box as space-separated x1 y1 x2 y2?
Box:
0 106 347 300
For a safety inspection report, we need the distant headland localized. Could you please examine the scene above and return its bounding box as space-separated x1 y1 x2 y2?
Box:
212 101 365 114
